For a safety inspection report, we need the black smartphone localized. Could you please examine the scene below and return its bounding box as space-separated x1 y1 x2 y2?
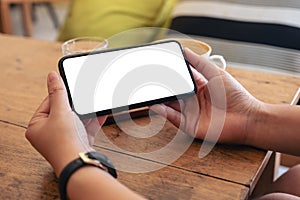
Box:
58 40 197 118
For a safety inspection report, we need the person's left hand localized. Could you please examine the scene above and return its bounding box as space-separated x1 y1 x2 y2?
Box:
25 71 106 177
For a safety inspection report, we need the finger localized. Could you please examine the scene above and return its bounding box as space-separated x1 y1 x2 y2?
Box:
85 116 107 146
29 96 50 123
150 104 185 129
182 95 200 137
34 96 50 115
150 104 166 117
83 116 107 138
83 117 100 145
185 48 222 81
190 67 207 90
97 116 107 126
164 101 181 112
47 71 71 115
164 98 187 113
82 118 92 126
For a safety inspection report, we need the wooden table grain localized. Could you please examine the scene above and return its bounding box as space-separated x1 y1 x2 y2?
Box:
0 34 299 199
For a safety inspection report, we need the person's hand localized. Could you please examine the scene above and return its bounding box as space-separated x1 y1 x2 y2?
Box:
151 48 262 144
25 71 106 177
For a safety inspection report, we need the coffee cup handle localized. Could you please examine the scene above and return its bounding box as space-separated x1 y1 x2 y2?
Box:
209 55 226 70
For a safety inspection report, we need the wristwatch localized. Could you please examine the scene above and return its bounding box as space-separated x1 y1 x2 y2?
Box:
59 151 117 200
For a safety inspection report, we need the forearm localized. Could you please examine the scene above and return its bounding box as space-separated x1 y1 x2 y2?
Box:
67 166 145 200
246 103 300 156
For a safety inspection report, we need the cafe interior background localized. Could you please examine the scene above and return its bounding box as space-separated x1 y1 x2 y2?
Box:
1 0 300 179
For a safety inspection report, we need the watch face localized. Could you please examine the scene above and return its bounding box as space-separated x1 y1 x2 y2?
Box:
87 152 118 178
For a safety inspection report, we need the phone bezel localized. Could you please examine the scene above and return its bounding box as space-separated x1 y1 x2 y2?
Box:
58 40 197 118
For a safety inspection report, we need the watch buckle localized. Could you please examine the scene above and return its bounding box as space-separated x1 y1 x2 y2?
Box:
79 152 107 172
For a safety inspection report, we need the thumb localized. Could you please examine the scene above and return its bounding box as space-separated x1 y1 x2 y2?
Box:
47 71 71 115
185 48 222 81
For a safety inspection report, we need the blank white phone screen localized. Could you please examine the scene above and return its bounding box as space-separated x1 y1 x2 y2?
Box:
62 41 195 115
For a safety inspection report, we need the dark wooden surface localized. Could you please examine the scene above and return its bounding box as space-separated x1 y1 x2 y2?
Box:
1 34 300 199
0 122 249 200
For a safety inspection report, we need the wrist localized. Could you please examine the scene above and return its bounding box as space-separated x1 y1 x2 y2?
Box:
244 101 269 147
52 146 95 177
59 151 117 200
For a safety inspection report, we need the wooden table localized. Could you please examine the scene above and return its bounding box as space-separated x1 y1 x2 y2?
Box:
1 34 300 199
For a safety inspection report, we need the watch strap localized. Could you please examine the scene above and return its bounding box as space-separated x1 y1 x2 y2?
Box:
59 152 117 200
59 156 85 200
87 152 117 178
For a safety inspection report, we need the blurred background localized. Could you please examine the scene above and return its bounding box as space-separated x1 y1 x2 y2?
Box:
1 0 300 76
1 1 69 40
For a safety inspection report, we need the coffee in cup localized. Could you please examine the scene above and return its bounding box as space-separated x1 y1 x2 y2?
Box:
160 38 226 70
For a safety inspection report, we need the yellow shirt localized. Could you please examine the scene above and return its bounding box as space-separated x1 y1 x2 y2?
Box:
57 0 177 42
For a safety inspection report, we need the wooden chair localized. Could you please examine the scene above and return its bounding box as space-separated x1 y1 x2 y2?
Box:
0 0 62 36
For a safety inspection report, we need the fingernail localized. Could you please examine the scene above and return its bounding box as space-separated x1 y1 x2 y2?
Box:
48 71 59 83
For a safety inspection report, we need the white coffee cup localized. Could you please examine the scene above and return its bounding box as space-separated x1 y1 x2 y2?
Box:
168 38 226 70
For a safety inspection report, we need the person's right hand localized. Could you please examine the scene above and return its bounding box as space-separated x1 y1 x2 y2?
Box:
151 48 263 145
